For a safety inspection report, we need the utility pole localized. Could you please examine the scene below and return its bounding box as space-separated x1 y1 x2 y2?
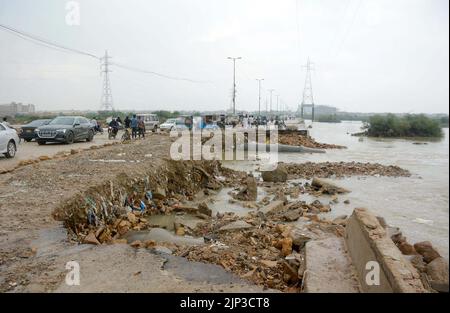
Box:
268 89 275 114
256 78 264 117
276 94 280 113
300 57 315 122
100 50 114 112
227 57 242 115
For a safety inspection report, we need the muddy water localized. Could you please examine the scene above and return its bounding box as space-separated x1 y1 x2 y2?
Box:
227 122 449 259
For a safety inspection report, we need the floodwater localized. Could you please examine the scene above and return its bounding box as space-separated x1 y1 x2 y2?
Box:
227 121 450 259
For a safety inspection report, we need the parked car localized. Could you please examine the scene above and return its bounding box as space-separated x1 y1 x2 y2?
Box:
136 113 159 132
35 116 95 145
159 118 179 132
0 122 20 158
19 119 51 142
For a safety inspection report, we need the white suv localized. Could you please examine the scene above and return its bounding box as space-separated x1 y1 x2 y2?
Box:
0 122 20 158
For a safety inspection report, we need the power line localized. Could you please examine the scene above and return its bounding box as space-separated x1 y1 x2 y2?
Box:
0 23 100 59
111 62 211 84
0 23 209 84
332 0 363 58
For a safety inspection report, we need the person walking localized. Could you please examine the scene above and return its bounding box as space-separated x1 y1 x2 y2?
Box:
138 117 146 139
130 114 138 139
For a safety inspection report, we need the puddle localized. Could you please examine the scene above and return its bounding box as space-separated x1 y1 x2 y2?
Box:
207 187 267 217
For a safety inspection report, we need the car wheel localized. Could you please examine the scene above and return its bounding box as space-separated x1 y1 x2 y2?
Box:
65 131 74 144
5 141 16 158
86 130 94 142
37 140 46 145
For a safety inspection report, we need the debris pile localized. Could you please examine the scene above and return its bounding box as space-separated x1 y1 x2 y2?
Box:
278 133 346 149
52 160 233 243
176 214 307 291
284 161 411 179
389 227 449 293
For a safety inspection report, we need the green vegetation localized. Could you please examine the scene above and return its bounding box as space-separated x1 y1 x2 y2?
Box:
317 114 342 123
364 114 444 138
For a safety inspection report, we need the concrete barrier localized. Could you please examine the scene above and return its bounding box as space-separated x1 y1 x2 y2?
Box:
345 208 426 293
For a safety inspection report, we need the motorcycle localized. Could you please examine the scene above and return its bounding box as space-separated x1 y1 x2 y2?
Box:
108 126 118 139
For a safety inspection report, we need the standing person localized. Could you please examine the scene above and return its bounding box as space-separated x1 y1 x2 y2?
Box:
130 114 138 139
124 116 131 129
138 117 146 139
2 117 11 128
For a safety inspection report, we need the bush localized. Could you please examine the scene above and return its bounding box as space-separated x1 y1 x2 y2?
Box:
366 114 443 138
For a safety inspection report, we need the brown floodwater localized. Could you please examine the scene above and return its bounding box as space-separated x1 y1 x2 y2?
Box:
225 121 449 259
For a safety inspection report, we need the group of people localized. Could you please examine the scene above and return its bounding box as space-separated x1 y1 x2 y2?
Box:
109 115 146 139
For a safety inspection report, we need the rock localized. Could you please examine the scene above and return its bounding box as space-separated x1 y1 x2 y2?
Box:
405 254 427 273
127 212 137 224
275 237 293 256
332 215 348 226
398 242 418 255
283 209 302 222
234 175 258 201
311 178 350 194
426 257 449 291
70 149 78 155
174 223 186 236
83 232 100 245
111 239 128 244
344 199 350 204
260 260 278 268
154 246 173 255
260 200 284 215
38 155 51 161
144 240 156 248
153 187 167 200
198 202 212 216
414 241 441 263
130 240 143 248
219 220 253 232
261 164 288 183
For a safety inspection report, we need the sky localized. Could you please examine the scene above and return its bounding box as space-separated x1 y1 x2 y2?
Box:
0 0 448 113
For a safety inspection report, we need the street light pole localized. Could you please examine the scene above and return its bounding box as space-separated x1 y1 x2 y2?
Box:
268 89 275 114
227 57 242 115
256 78 264 118
276 94 280 113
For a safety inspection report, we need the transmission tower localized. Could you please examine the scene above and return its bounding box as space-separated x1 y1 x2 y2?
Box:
100 50 114 112
299 58 315 121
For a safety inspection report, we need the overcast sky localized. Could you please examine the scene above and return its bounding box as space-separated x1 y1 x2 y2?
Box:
0 0 448 113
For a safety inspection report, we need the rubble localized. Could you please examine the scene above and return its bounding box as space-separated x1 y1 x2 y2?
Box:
233 175 257 201
261 164 288 183
278 133 347 149
414 241 441 263
284 161 411 179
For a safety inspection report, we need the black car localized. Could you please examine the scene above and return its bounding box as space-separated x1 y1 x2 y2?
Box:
35 116 95 145
19 119 51 142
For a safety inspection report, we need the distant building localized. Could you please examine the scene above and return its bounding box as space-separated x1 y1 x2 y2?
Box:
0 102 36 116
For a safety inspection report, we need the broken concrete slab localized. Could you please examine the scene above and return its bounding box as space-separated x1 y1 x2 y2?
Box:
302 237 360 293
345 208 427 293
